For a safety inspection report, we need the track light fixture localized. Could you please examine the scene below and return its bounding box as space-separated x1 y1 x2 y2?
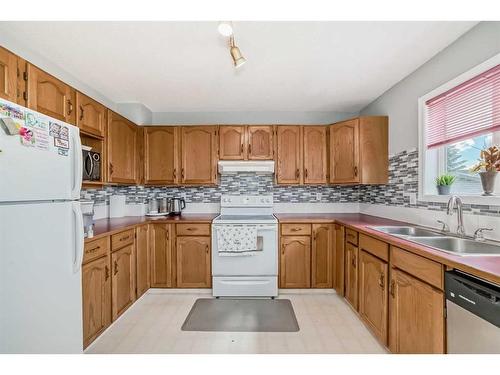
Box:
218 21 246 68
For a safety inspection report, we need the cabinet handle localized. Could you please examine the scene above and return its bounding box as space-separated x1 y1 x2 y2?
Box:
206 244 209 254
248 144 252 154
295 169 300 179
290 228 301 232
312 230 316 240
173 168 176 180
109 163 114 175
67 99 73 115
79 105 84 121
166 230 169 241
241 144 244 154
281 244 285 255
105 265 109 281
113 260 118 275
305 169 308 178
181 168 185 181
352 255 356 268
390 279 395 297
354 166 358 177
379 273 385 289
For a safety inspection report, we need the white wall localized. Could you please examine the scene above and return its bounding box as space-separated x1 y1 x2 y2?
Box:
360 21 500 155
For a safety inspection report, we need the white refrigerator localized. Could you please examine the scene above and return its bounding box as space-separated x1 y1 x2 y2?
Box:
0 98 84 353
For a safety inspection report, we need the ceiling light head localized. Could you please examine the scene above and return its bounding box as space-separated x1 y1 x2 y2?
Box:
218 21 233 37
229 36 246 68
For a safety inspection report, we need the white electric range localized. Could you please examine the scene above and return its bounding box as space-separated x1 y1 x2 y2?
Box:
211 195 278 297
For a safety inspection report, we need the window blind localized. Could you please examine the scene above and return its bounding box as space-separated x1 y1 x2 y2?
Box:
426 63 500 149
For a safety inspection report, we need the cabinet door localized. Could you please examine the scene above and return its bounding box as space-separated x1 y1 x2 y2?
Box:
0 46 18 103
107 111 138 184
26 64 76 124
150 224 173 287
303 126 328 184
280 236 311 288
276 126 302 184
389 268 445 354
219 125 246 160
135 225 150 298
247 125 273 160
176 236 211 288
359 250 388 345
82 255 111 348
333 224 345 296
111 244 136 320
344 242 359 309
330 119 359 183
76 92 106 137
144 127 178 185
311 224 333 288
181 126 217 184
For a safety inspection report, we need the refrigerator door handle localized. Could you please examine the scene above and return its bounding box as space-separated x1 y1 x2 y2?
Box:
71 128 83 200
72 201 84 274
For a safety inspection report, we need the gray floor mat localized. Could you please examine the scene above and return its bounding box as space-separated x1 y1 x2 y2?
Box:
181 298 300 332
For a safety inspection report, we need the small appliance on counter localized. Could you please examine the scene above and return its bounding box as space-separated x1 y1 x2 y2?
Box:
109 195 126 218
82 146 101 181
146 196 168 217
167 197 186 216
81 200 95 238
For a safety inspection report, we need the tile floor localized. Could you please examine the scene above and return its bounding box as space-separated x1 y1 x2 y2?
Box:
86 290 387 354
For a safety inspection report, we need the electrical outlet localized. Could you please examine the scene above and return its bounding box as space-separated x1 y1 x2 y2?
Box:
408 192 417 205
316 192 322 201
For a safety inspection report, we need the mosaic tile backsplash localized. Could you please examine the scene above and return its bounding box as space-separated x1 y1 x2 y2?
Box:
82 149 500 217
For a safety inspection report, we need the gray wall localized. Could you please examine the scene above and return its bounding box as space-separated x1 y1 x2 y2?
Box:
360 21 500 155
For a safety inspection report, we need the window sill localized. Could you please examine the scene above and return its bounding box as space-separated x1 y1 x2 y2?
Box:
419 194 500 206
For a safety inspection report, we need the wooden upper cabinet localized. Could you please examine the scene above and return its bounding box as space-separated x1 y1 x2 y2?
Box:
76 92 106 137
276 126 302 184
219 126 246 160
176 236 211 288
389 268 445 354
144 127 178 185
82 255 111 349
181 126 217 184
111 243 136 321
329 116 388 184
107 111 138 184
247 125 273 160
359 250 388 345
26 64 76 124
311 224 333 288
150 224 173 288
0 46 18 103
135 225 150 299
303 126 328 184
330 119 359 184
280 236 311 288
345 241 359 310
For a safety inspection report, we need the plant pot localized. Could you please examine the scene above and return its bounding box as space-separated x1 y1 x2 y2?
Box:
479 170 498 196
436 185 451 195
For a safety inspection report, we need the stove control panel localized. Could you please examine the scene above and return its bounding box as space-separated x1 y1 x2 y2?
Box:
220 195 273 207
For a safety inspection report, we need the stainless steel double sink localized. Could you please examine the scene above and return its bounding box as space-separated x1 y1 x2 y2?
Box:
370 226 500 256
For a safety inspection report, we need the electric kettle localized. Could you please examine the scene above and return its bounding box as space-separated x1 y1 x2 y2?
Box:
167 197 186 216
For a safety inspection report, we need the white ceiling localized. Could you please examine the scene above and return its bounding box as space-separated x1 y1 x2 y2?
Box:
0 21 477 113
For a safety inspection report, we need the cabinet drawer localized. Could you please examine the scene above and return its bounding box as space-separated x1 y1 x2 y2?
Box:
281 224 311 236
83 237 109 264
111 229 135 250
345 228 359 245
359 234 389 262
176 223 210 236
391 246 443 290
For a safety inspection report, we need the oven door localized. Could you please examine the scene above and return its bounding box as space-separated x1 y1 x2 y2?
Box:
211 224 278 276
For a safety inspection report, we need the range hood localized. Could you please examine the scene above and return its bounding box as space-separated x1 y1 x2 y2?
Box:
218 160 275 174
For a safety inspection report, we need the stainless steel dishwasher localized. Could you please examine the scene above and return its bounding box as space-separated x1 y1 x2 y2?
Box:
445 270 500 353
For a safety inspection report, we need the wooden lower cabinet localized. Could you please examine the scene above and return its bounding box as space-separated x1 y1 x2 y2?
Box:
333 224 345 295
135 225 150 298
150 224 173 287
389 268 445 354
82 255 111 349
344 241 359 309
359 250 388 345
111 244 136 321
311 224 333 288
176 236 211 288
280 236 311 288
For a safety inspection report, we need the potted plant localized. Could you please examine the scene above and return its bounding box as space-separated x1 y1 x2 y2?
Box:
470 145 500 196
435 174 455 195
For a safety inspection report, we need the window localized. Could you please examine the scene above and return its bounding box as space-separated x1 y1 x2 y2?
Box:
419 53 500 201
